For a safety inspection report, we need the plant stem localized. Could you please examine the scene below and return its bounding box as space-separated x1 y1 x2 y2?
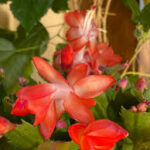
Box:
120 41 143 79
15 46 40 53
124 71 150 78
103 0 112 43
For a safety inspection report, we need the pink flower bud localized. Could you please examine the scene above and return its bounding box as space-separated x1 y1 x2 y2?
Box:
137 103 147 112
115 79 128 91
131 106 137 112
0 68 4 75
144 99 150 107
56 120 67 129
18 77 27 87
0 117 16 138
135 77 147 92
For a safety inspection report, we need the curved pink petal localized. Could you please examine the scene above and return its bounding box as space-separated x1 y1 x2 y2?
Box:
39 100 56 140
65 10 84 27
11 99 29 116
32 56 67 84
68 123 86 145
70 36 87 52
64 92 94 124
73 75 115 98
17 83 55 100
66 28 83 42
67 63 88 86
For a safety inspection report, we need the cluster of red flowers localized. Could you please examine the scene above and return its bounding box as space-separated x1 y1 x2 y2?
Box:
1 10 128 150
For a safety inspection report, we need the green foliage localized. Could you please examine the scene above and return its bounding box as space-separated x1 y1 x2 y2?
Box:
91 93 109 119
107 90 139 122
4 120 44 150
38 141 79 150
121 108 150 150
0 23 49 93
121 0 140 22
10 0 54 32
122 1 150 31
52 0 69 12
0 0 10 3
144 87 150 99
140 3 150 31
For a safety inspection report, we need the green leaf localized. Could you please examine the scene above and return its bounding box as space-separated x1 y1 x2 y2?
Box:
121 107 150 150
91 93 109 119
121 0 141 22
38 141 79 150
10 0 54 32
0 23 49 93
144 87 150 99
0 0 10 3
52 0 69 13
4 120 44 150
140 3 150 31
0 38 15 62
107 91 139 122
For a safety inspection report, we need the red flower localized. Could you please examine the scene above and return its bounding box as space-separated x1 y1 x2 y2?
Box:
65 10 98 51
0 116 16 138
11 57 115 140
55 42 122 74
92 43 122 68
69 119 128 150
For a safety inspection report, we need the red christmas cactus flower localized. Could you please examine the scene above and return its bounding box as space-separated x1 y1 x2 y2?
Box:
92 42 122 67
65 10 98 51
54 43 122 74
11 57 115 140
0 116 16 138
69 119 128 150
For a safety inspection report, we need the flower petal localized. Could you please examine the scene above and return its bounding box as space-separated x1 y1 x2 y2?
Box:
64 92 94 124
11 99 29 116
67 63 88 86
17 83 55 100
33 56 67 84
65 10 84 27
39 100 56 140
0 117 16 135
26 96 52 125
66 28 83 42
68 123 86 144
61 45 74 72
73 75 115 98
84 119 128 141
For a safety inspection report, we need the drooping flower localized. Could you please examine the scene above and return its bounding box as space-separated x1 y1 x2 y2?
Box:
11 57 115 140
69 119 128 150
135 77 147 92
0 116 16 138
92 42 122 68
65 10 98 52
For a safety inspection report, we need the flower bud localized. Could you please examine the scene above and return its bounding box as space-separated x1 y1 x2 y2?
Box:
115 79 128 91
131 106 138 112
0 68 4 80
18 77 27 87
137 103 147 112
135 77 147 92
56 120 67 129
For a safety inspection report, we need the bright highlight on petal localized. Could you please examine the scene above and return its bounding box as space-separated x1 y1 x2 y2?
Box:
73 75 115 98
